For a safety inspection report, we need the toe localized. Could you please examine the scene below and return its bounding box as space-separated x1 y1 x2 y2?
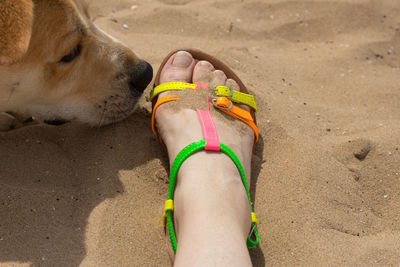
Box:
192 60 215 83
211 70 227 87
159 51 196 84
225 78 240 91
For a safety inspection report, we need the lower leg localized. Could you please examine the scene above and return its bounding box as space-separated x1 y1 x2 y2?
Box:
173 153 252 266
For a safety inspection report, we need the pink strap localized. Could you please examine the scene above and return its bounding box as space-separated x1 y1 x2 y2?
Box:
195 83 209 90
196 109 220 151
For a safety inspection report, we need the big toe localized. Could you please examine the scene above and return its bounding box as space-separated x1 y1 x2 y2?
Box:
159 51 196 84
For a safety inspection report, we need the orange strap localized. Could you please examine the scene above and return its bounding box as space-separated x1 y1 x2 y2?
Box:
151 95 180 135
212 97 259 141
221 108 258 141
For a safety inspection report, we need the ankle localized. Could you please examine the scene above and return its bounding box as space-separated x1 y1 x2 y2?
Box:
173 167 252 237
172 177 252 266
176 151 243 180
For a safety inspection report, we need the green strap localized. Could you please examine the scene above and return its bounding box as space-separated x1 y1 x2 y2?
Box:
166 140 259 254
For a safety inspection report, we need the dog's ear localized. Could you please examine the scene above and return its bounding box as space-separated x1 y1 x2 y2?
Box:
0 0 33 65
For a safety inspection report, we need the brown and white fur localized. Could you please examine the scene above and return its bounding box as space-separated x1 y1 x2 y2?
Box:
0 0 153 130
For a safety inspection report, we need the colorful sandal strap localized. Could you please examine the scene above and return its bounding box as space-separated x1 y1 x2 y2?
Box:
213 86 257 112
151 94 180 135
163 140 260 254
196 108 220 151
152 94 259 142
150 82 205 101
212 97 259 142
151 82 257 111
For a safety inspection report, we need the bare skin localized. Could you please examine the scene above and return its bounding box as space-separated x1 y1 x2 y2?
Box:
155 51 255 266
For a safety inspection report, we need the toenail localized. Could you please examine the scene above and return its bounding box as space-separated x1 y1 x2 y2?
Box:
214 70 226 77
198 60 213 68
172 51 193 68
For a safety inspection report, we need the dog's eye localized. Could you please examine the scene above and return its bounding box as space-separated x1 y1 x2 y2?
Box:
59 44 82 63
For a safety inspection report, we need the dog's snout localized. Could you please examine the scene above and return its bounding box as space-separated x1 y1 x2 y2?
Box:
129 60 153 94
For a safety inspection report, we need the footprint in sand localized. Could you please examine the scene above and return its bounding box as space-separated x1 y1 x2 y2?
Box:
334 138 374 181
352 139 372 161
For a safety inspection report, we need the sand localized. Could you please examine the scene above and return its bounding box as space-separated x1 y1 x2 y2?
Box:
1 0 400 266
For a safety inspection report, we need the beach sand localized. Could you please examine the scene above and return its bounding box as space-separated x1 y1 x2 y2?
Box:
1 0 400 266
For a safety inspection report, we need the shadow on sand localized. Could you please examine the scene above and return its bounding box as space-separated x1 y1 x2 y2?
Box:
0 109 159 266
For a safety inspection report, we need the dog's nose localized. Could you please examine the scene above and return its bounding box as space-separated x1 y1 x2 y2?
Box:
129 60 153 94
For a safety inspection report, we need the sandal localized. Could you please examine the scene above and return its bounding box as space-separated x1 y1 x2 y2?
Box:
150 49 260 254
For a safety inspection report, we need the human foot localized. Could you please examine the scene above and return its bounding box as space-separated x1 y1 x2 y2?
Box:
155 51 255 179
153 51 257 266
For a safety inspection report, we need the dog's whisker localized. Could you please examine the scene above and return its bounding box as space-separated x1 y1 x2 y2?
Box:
7 88 16 103
97 107 106 129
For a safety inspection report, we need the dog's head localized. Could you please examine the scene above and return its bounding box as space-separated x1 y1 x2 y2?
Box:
0 0 153 126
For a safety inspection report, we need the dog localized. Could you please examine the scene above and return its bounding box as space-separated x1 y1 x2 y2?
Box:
0 0 153 130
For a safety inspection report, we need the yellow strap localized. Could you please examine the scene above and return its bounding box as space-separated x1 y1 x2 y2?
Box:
150 82 197 101
151 82 257 112
162 199 174 226
251 212 257 224
214 86 257 112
